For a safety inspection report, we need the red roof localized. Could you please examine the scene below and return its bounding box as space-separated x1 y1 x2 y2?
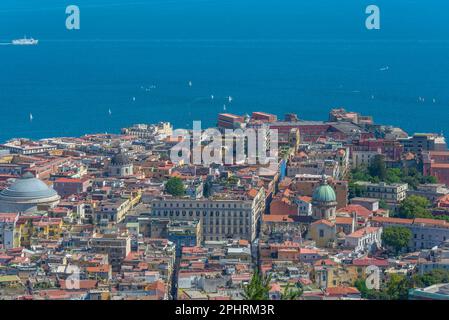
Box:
55 178 83 183
371 216 413 225
347 226 380 238
297 196 312 203
0 213 19 223
300 248 319 254
338 205 372 218
326 286 360 296
59 279 98 290
86 265 110 273
314 259 337 266
270 283 281 292
352 257 389 267
414 218 449 228
262 214 294 223
430 163 449 169
311 219 335 227
335 216 353 225
371 216 449 228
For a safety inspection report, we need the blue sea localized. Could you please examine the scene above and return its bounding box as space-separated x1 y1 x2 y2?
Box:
0 0 448 142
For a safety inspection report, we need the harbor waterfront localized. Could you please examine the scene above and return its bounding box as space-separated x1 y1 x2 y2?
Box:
1 0 449 142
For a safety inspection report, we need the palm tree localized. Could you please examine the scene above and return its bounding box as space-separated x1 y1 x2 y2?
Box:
242 270 272 300
281 283 303 300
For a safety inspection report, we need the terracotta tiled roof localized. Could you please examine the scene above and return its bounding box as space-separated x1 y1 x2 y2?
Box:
347 226 380 238
262 214 294 223
59 279 98 290
352 258 389 267
314 259 337 266
335 216 353 225
86 265 110 273
311 219 335 227
371 216 413 225
297 196 312 203
338 205 372 218
326 286 360 296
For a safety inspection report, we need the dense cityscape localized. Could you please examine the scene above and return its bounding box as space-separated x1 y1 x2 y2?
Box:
1 108 449 300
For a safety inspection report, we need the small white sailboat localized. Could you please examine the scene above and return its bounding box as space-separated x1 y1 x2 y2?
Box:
223 104 226 111
433 98 436 104
132 96 136 102
211 95 214 100
29 113 33 122
108 108 112 116
228 96 233 103
188 81 192 87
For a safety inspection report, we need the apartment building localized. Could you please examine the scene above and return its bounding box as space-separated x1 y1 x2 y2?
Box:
0 213 19 249
89 233 131 271
149 189 265 242
417 240 449 274
399 133 447 156
287 159 340 179
407 184 449 203
371 216 449 251
356 181 408 208
351 149 382 168
344 226 382 253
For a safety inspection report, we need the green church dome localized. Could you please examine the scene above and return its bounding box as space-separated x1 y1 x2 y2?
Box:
312 182 336 203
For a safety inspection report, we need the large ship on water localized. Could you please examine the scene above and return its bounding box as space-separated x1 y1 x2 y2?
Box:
12 37 38 45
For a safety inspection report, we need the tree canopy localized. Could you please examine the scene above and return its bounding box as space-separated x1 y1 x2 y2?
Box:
398 195 431 219
349 165 438 193
382 226 412 254
355 269 449 300
242 270 271 300
165 177 185 196
280 283 303 300
368 155 387 181
411 269 449 288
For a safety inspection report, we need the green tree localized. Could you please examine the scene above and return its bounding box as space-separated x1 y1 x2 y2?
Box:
369 155 387 181
280 283 303 300
402 176 419 190
165 177 185 196
382 226 412 254
398 195 432 219
386 168 402 184
349 181 367 199
242 271 271 300
411 269 449 288
379 199 389 210
354 277 407 300
421 175 438 184
203 180 212 198
354 278 369 297
385 274 410 300
351 166 374 182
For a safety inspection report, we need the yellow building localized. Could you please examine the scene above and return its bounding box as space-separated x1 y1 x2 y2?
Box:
17 216 64 246
314 261 356 289
309 220 336 248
